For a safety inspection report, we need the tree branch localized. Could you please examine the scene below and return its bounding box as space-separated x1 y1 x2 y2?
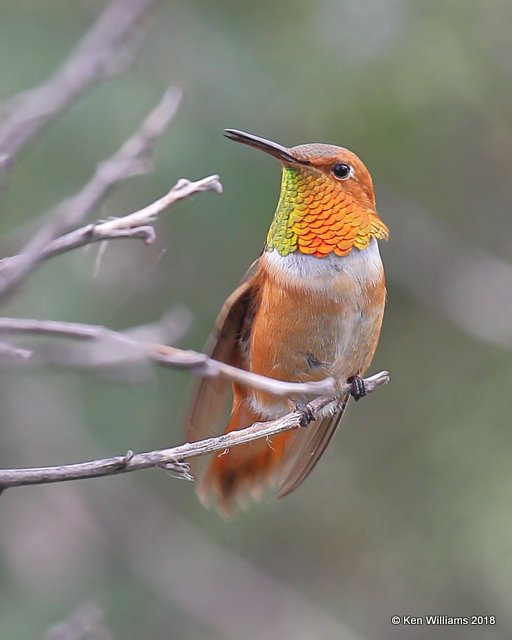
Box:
0 380 389 491
0 317 390 398
0 174 222 267
0 311 388 493
0 86 183 300
0 0 161 164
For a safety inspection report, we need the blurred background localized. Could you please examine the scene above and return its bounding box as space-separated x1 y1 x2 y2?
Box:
0 1 511 638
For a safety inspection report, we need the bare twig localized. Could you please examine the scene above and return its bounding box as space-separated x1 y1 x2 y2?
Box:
0 0 160 163
154 348 388 398
0 341 32 361
0 313 388 492
93 174 223 234
0 174 222 267
0 378 389 491
0 317 386 398
0 86 183 300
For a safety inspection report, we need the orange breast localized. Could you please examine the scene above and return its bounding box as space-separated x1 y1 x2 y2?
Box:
248 254 385 417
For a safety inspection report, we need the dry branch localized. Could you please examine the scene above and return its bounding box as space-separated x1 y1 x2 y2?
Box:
0 313 389 492
0 174 222 266
0 0 160 163
0 377 389 492
0 86 183 300
0 316 378 397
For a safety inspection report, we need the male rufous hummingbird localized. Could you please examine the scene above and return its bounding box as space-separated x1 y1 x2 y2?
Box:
186 129 388 514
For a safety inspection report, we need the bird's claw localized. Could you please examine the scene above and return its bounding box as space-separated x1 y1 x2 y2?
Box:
348 375 367 401
293 400 315 427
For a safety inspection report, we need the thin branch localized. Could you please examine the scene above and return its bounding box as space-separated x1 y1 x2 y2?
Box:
153 347 388 397
94 175 223 234
0 86 183 300
0 0 160 163
0 174 222 267
0 316 357 397
0 341 32 361
0 314 388 489
0 379 389 491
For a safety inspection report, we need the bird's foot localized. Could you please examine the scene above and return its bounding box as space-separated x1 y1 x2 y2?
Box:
292 400 315 427
347 375 367 401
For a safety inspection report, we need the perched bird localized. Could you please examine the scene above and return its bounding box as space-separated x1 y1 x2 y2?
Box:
187 129 388 514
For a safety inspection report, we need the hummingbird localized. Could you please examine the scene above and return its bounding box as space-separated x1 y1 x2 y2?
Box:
186 129 388 514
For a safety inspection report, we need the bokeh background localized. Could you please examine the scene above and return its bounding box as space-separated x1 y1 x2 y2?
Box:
1 1 511 638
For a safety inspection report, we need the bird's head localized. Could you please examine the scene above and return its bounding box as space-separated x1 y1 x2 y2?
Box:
224 129 388 257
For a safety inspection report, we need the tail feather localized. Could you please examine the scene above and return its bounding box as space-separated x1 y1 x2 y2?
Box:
196 399 289 516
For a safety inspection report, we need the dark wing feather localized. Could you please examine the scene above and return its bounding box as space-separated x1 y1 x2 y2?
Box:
186 259 260 449
275 395 350 498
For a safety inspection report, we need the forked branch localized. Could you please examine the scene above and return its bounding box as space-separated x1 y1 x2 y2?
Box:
0 86 183 299
0 373 389 492
0 174 222 266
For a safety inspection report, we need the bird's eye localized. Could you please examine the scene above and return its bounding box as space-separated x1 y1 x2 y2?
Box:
332 163 352 180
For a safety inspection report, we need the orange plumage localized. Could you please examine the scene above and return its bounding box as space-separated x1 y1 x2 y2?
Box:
186 129 388 515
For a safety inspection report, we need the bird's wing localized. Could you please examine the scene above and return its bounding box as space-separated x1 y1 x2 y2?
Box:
185 259 260 448
275 395 350 498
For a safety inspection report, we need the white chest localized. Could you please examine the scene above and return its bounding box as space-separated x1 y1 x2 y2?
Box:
261 238 384 301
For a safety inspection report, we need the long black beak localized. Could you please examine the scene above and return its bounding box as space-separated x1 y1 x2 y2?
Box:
224 129 307 165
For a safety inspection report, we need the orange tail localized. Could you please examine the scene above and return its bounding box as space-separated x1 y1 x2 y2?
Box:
197 397 289 515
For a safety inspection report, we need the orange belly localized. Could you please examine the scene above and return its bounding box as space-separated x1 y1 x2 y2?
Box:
249 254 386 418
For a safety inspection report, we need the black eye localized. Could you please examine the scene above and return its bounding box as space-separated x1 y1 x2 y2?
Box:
332 163 352 179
